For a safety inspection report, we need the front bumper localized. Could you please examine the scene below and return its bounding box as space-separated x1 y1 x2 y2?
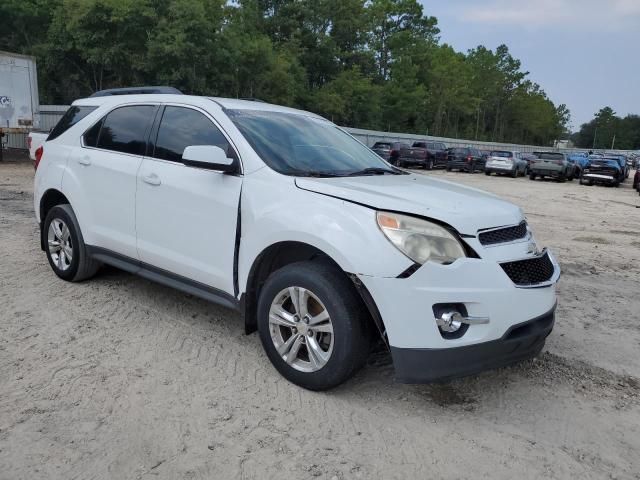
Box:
358 246 559 382
390 305 555 382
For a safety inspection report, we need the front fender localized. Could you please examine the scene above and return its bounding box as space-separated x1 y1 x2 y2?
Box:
238 169 412 293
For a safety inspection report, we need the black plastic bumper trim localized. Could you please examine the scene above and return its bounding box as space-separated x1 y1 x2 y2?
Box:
390 304 556 383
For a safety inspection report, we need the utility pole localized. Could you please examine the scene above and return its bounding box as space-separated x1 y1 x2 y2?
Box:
611 134 616 150
592 127 598 149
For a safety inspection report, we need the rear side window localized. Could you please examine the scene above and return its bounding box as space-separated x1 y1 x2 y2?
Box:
94 105 156 156
48 106 97 141
153 106 234 162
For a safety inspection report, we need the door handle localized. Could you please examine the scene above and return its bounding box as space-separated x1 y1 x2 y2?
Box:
78 156 91 166
142 173 161 186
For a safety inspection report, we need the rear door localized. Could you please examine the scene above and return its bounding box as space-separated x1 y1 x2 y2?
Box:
65 104 158 259
135 105 242 294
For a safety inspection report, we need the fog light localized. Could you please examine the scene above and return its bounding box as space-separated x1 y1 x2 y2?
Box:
437 311 464 333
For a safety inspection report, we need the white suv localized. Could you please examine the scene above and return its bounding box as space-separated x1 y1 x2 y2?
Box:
33 88 560 390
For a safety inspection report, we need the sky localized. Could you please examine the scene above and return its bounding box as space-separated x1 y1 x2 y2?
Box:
420 0 640 131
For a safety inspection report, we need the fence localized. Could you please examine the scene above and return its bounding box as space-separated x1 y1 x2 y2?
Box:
3 104 637 156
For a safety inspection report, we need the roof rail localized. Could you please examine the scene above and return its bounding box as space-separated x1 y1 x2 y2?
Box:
239 97 266 103
89 86 183 97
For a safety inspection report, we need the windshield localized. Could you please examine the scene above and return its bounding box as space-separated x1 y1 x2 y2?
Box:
228 110 398 176
490 151 513 158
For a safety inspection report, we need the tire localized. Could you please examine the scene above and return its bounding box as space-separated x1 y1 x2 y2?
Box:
43 204 101 282
427 159 434 170
510 168 517 178
529 172 536 180
469 163 476 174
257 261 370 391
446 165 452 172
485 170 491 176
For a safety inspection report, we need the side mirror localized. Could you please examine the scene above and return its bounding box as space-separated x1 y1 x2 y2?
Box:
182 145 238 173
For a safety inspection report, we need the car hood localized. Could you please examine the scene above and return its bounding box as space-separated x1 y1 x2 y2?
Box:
295 173 523 235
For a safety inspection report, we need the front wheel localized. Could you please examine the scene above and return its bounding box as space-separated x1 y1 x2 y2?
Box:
427 159 434 170
257 262 370 391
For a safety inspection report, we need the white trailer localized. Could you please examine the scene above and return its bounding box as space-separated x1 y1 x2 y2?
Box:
0 51 40 131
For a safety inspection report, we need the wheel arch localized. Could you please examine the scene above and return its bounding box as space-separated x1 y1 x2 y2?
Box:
240 241 386 344
39 189 70 250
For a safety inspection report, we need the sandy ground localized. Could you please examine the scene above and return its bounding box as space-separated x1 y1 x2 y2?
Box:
1 158 639 480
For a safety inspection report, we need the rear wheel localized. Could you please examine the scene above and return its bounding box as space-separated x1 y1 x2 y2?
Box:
257 262 370 390
43 204 101 282
446 165 452 172
485 170 491 176
510 168 517 178
469 163 476 174
427 158 434 170
529 172 537 180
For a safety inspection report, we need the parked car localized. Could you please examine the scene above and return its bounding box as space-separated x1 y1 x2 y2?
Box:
633 167 640 193
398 141 447 169
603 153 629 179
520 153 538 173
27 131 48 166
445 147 485 173
529 152 575 182
371 141 409 165
484 150 527 177
33 88 560 390
580 156 624 187
567 152 590 178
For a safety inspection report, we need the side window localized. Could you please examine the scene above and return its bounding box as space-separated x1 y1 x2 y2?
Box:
95 105 156 156
48 106 97 141
153 106 234 162
83 119 103 147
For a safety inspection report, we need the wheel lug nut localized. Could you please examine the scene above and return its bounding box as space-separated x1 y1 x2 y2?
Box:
307 331 313 337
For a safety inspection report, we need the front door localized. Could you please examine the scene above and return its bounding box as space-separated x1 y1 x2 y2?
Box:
135 105 242 295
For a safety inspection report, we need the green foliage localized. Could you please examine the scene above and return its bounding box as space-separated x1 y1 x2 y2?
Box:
572 107 640 150
0 0 574 144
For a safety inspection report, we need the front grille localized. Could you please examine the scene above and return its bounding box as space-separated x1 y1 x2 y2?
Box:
500 251 555 286
478 221 528 246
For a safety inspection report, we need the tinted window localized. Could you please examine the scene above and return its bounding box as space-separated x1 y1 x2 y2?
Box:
154 107 233 162
428 142 446 150
48 106 97 141
490 151 513 158
83 119 103 147
535 152 564 160
96 106 156 155
372 142 392 149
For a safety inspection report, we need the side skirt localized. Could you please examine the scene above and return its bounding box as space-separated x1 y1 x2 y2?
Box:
86 246 239 311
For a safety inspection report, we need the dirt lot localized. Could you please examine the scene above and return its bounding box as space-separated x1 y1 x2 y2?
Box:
1 158 639 480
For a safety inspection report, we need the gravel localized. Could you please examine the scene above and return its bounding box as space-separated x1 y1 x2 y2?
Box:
1 160 639 479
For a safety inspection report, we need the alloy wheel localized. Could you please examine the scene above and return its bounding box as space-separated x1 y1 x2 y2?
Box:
47 218 73 271
268 286 334 372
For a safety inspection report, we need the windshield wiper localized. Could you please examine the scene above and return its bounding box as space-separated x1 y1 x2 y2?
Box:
287 169 350 178
346 167 400 176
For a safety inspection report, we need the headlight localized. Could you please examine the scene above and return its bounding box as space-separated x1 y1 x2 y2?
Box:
376 211 467 265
